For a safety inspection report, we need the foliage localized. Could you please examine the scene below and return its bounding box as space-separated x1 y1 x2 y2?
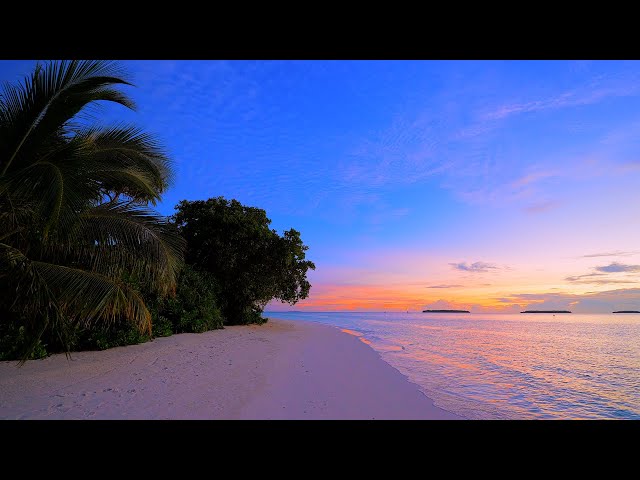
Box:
0 322 48 361
0 61 313 362
173 197 315 325
152 315 174 338
0 60 184 361
72 321 151 351
161 265 224 333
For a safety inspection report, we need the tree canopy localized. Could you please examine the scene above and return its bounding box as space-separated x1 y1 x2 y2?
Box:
0 60 184 359
174 197 315 324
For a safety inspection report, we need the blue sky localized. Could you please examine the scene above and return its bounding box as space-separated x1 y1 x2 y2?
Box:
3 60 640 312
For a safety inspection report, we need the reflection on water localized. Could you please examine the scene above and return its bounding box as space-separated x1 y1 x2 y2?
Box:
341 328 372 345
267 311 640 419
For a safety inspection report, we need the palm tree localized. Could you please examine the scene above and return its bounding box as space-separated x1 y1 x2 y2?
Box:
0 60 184 359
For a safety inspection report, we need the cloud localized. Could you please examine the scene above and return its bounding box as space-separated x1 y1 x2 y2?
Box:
595 262 640 273
340 113 447 191
618 160 640 172
267 280 640 313
581 251 639 258
449 261 499 273
565 272 605 282
482 80 640 122
426 284 464 289
566 263 640 285
524 200 561 214
566 279 636 286
501 288 640 313
334 64 640 214
483 94 574 121
510 171 557 189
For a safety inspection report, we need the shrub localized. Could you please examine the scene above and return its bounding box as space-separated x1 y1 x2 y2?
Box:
69 322 151 352
162 265 224 333
152 315 174 338
0 323 48 361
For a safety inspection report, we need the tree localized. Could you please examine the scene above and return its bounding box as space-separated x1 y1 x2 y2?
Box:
0 60 184 359
173 197 315 324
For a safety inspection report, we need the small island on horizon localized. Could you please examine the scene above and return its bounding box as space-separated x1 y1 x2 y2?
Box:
423 309 471 313
612 310 640 313
521 310 571 314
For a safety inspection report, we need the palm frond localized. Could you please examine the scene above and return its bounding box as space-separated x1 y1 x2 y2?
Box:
33 261 151 332
0 60 133 176
1 151 95 238
0 242 151 333
78 125 174 199
0 241 63 362
0 60 181 360
75 202 185 295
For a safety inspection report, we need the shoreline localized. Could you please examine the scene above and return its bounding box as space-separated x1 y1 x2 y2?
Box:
0 318 459 420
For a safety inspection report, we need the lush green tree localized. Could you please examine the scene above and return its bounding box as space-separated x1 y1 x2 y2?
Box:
0 60 184 360
173 197 315 324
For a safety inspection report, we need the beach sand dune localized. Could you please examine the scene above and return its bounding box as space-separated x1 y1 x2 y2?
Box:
0 319 459 419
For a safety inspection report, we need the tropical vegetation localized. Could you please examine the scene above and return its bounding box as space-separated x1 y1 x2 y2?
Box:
0 60 314 361
174 197 315 325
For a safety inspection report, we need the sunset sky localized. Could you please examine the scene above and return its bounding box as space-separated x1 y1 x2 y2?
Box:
3 60 639 312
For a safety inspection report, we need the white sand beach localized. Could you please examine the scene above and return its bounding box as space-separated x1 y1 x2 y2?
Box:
0 319 459 420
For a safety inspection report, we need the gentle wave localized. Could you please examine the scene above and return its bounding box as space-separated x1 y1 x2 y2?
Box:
266 311 640 419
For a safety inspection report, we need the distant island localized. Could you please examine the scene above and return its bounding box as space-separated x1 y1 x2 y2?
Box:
521 310 571 314
612 310 640 313
423 309 471 313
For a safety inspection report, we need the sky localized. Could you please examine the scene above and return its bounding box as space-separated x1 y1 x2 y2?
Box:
2 60 640 313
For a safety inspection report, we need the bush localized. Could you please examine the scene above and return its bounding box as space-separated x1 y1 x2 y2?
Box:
0 323 48 361
161 265 224 333
152 315 174 337
0 265 227 361
69 321 151 352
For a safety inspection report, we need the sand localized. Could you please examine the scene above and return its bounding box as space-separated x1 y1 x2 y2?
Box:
0 318 459 419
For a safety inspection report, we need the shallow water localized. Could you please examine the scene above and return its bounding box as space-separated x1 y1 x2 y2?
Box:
266 311 640 419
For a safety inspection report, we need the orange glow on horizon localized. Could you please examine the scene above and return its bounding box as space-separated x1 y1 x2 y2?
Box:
272 283 531 312
268 280 640 313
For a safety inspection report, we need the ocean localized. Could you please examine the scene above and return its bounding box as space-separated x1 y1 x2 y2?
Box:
265 311 640 419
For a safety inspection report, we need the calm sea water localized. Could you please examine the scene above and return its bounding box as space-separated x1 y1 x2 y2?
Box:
265 311 640 419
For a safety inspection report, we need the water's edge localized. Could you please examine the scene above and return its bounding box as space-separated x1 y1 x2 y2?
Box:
266 311 640 419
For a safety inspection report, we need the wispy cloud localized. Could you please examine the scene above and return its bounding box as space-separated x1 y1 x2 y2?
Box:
524 200 561 214
336 64 640 214
268 280 640 313
426 284 464 289
449 262 499 273
565 262 640 285
500 288 640 313
482 80 640 122
510 171 557 190
565 272 605 282
570 279 636 286
618 160 640 173
341 114 448 190
581 251 639 258
483 93 576 121
595 262 640 273
565 273 636 285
